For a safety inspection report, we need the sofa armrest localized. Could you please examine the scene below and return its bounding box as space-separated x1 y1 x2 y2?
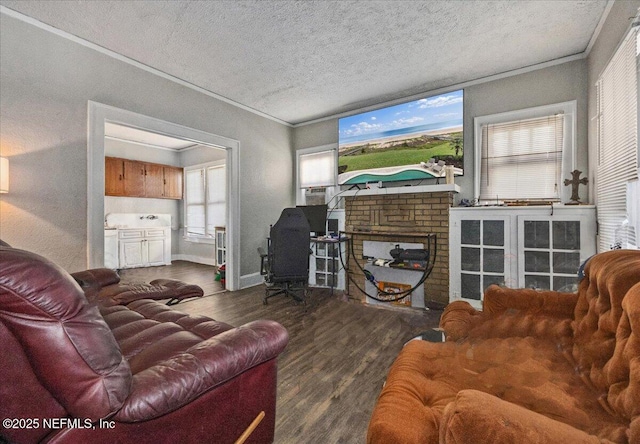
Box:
441 286 578 342
483 285 578 318
71 268 121 288
114 319 288 422
440 390 602 444
439 300 483 341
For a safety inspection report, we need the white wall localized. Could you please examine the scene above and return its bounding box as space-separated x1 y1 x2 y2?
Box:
0 12 294 276
294 58 588 204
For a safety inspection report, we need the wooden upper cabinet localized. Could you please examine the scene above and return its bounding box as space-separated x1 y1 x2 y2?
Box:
163 166 183 199
123 160 146 197
105 157 125 196
144 163 165 198
105 157 183 200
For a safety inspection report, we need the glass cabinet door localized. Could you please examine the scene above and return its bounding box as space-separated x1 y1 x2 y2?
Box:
519 217 582 291
459 218 509 301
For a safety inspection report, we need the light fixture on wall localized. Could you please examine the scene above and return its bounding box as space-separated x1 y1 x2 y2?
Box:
0 157 9 193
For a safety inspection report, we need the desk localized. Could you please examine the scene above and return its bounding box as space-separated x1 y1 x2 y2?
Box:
309 236 349 294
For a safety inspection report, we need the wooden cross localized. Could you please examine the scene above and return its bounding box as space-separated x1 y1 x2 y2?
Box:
564 170 588 203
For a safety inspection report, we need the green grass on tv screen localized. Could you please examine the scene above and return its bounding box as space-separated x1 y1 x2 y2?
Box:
339 142 460 172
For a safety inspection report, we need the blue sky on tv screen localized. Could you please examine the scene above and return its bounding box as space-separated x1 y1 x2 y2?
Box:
338 89 463 146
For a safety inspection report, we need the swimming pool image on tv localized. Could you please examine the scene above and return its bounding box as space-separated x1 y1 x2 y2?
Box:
338 89 464 185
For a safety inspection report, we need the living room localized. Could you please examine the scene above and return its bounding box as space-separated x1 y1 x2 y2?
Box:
1 1 639 443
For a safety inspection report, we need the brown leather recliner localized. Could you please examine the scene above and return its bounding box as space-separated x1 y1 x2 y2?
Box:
0 245 289 444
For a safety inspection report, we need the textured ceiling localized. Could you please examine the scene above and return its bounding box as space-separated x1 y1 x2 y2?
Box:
1 1 609 125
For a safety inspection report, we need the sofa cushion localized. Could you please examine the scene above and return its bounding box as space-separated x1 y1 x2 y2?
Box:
440 390 604 444
368 337 629 443
0 247 131 420
99 299 289 422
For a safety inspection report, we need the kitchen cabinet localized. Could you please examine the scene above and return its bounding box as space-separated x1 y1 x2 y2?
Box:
123 160 146 197
105 157 125 196
118 228 171 268
144 163 165 197
163 166 183 199
105 157 183 199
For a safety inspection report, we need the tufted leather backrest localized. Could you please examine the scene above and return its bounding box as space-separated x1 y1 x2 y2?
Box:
0 247 132 425
571 249 640 420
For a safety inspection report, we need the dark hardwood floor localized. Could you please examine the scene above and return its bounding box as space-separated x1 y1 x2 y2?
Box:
119 261 442 443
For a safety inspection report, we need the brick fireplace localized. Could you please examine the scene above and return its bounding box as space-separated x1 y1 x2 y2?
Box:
344 190 453 307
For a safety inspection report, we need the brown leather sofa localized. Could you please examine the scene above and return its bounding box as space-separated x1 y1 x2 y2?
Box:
0 245 289 444
368 249 640 444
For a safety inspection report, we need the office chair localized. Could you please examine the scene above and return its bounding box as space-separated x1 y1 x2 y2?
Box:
259 208 311 305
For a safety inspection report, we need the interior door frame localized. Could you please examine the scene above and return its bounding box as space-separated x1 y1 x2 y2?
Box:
87 101 241 290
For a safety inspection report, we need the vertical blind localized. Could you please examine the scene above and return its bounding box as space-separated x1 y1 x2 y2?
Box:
299 150 335 188
596 27 638 251
479 114 564 201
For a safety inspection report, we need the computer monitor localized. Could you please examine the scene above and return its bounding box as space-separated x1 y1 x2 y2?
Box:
296 204 328 237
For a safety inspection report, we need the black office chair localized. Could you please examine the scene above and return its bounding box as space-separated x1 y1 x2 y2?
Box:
259 208 311 305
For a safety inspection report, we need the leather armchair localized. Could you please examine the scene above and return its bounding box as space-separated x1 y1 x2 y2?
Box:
0 245 289 443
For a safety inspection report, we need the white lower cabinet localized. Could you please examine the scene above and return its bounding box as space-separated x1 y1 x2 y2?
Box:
118 228 171 268
450 206 596 309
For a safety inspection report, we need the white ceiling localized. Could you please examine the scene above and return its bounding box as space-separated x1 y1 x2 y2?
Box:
1 1 610 125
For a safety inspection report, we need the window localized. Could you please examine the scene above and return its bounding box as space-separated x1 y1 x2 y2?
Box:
474 101 576 204
596 27 638 251
184 161 226 240
296 144 337 204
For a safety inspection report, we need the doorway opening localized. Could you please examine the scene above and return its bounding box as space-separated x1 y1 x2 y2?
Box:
87 101 240 290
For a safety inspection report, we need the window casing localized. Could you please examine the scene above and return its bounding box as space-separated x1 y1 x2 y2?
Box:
474 101 576 204
296 144 337 205
184 161 226 241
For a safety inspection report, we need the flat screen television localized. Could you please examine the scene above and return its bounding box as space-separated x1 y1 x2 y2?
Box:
338 89 464 186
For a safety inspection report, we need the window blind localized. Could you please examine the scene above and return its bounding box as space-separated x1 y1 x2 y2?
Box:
206 165 226 235
596 27 638 252
479 114 564 201
185 165 226 238
299 150 335 188
185 169 205 236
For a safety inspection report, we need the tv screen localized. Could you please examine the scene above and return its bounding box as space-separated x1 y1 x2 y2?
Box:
338 89 464 185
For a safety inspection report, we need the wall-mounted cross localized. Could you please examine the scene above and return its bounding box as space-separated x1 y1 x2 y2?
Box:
564 170 588 203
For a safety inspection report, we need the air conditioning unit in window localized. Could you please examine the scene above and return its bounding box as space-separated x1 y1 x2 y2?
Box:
305 187 326 206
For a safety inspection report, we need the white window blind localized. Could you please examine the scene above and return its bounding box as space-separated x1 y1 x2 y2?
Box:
185 169 205 236
596 27 638 252
479 114 564 201
206 165 226 235
299 149 335 188
184 163 226 239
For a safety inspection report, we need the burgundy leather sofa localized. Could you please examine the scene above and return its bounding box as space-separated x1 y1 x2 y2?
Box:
71 267 204 305
0 245 289 444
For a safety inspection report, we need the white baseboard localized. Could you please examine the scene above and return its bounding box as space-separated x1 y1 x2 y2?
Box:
172 254 217 266
240 272 264 289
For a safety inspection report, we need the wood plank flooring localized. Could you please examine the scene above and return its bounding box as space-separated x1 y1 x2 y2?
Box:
119 261 442 443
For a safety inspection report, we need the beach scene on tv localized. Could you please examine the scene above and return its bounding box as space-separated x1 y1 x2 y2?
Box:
338 89 464 186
